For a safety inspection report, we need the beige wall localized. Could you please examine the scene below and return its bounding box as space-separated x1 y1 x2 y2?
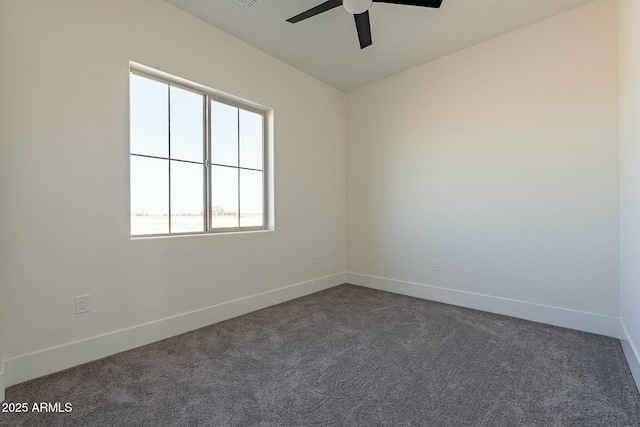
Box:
346 0 619 315
0 0 346 370
619 0 640 387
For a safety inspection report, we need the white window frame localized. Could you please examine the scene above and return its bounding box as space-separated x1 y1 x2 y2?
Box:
129 65 271 237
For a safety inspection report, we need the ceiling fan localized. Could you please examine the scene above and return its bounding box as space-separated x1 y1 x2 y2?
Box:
286 0 444 49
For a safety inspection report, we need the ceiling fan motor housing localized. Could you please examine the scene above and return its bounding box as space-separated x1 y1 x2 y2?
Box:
343 0 373 14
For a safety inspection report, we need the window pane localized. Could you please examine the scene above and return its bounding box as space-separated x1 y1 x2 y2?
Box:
131 156 169 235
240 169 263 227
171 161 204 233
130 74 168 158
211 100 238 167
211 166 238 228
239 109 263 170
170 86 203 163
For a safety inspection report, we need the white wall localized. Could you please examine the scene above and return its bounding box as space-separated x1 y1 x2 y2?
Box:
0 0 346 388
619 0 640 390
347 0 620 333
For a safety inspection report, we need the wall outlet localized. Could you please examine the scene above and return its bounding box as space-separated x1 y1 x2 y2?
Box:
432 259 440 272
76 295 90 314
312 255 318 266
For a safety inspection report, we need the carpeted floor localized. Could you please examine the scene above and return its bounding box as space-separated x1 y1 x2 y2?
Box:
1 284 640 426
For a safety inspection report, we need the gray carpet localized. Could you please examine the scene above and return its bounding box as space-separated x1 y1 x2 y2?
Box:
1 284 639 426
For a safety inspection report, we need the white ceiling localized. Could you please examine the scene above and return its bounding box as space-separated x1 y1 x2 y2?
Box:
164 0 597 91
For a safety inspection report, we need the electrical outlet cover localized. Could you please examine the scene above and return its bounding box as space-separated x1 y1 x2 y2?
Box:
76 295 90 314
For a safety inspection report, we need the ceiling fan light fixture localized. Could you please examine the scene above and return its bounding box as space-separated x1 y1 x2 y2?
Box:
343 0 372 15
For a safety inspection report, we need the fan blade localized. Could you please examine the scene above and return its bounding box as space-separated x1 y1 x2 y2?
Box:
373 0 443 7
354 11 372 49
287 0 343 23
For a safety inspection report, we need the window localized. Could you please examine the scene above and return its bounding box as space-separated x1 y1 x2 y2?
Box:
129 67 268 237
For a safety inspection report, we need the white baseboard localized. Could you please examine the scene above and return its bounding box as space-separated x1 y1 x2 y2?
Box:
2 272 629 396
0 363 5 402
621 320 640 393
3 273 346 389
348 272 622 339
